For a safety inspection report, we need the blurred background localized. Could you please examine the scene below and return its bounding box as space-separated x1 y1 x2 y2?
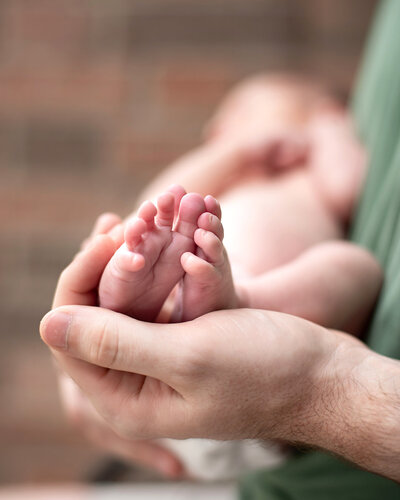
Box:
0 0 377 487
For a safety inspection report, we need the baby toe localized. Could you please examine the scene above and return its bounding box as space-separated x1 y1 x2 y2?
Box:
194 228 224 264
175 193 206 239
155 192 175 227
204 195 222 219
197 212 224 240
114 247 146 274
137 200 157 230
181 252 216 280
166 184 187 216
124 217 147 251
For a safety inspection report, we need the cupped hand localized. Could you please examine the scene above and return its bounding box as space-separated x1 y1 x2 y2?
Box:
41 215 396 481
49 213 185 478
41 288 348 445
58 373 183 477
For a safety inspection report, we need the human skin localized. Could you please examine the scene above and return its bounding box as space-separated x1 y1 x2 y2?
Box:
97 189 382 331
139 74 364 218
50 232 185 478
135 76 366 284
136 74 325 206
96 76 371 327
41 74 382 480
41 235 400 483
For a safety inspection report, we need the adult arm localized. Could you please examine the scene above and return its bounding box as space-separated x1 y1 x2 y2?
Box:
41 252 400 482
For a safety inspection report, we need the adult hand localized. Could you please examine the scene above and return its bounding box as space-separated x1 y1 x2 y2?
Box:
40 299 353 442
41 271 400 481
50 214 185 478
58 372 184 476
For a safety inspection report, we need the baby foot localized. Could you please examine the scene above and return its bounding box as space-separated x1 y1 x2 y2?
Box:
98 187 206 322
173 196 238 322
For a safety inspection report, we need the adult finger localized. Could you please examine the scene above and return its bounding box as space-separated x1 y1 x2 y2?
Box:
43 314 190 440
40 305 188 385
58 374 185 478
53 234 117 308
92 212 122 236
81 212 122 250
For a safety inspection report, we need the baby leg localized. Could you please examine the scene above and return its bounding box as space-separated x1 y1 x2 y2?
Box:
239 241 382 335
98 188 206 322
173 196 239 322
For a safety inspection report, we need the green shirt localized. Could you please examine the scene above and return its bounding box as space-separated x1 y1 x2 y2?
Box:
240 0 400 497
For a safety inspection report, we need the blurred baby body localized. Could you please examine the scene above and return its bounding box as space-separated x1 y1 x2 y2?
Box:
209 75 365 277
160 137 364 480
156 80 368 480
97 75 368 481
219 166 343 278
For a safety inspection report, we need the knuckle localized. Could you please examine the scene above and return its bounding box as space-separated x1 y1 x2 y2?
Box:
90 317 119 368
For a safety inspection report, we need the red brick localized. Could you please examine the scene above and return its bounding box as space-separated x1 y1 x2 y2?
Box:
111 133 192 175
0 0 379 486
5 0 91 60
156 60 234 106
0 62 130 117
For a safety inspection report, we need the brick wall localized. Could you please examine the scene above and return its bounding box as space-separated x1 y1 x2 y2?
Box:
0 0 377 484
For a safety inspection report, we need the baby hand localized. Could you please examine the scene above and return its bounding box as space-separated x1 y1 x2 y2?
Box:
243 132 310 172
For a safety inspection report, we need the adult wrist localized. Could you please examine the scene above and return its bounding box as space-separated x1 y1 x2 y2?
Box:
336 348 400 480
289 331 400 481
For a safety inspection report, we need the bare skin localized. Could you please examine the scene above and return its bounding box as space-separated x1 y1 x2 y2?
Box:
52 232 185 478
96 187 381 336
90 72 378 481
40 234 400 482
46 73 383 481
97 76 376 332
136 75 366 281
99 187 207 321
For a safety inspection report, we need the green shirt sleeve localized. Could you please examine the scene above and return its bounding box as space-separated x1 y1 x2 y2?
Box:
351 0 400 358
240 452 400 500
240 0 400 497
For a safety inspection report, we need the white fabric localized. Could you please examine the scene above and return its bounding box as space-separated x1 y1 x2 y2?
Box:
162 438 287 481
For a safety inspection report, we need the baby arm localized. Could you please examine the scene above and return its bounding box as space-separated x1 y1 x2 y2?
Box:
206 72 341 142
137 72 329 207
137 140 251 204
238 242 382 335
308 111 367 221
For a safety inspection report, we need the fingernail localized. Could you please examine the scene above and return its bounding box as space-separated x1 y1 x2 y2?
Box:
40 311 71 349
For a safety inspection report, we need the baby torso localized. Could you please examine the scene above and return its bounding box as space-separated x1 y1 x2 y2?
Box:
220 167 344 277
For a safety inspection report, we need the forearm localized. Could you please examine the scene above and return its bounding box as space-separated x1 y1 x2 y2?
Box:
137 141 246 207
282 331 400 482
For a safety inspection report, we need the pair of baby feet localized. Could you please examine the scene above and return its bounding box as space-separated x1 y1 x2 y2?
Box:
98 185 237 322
